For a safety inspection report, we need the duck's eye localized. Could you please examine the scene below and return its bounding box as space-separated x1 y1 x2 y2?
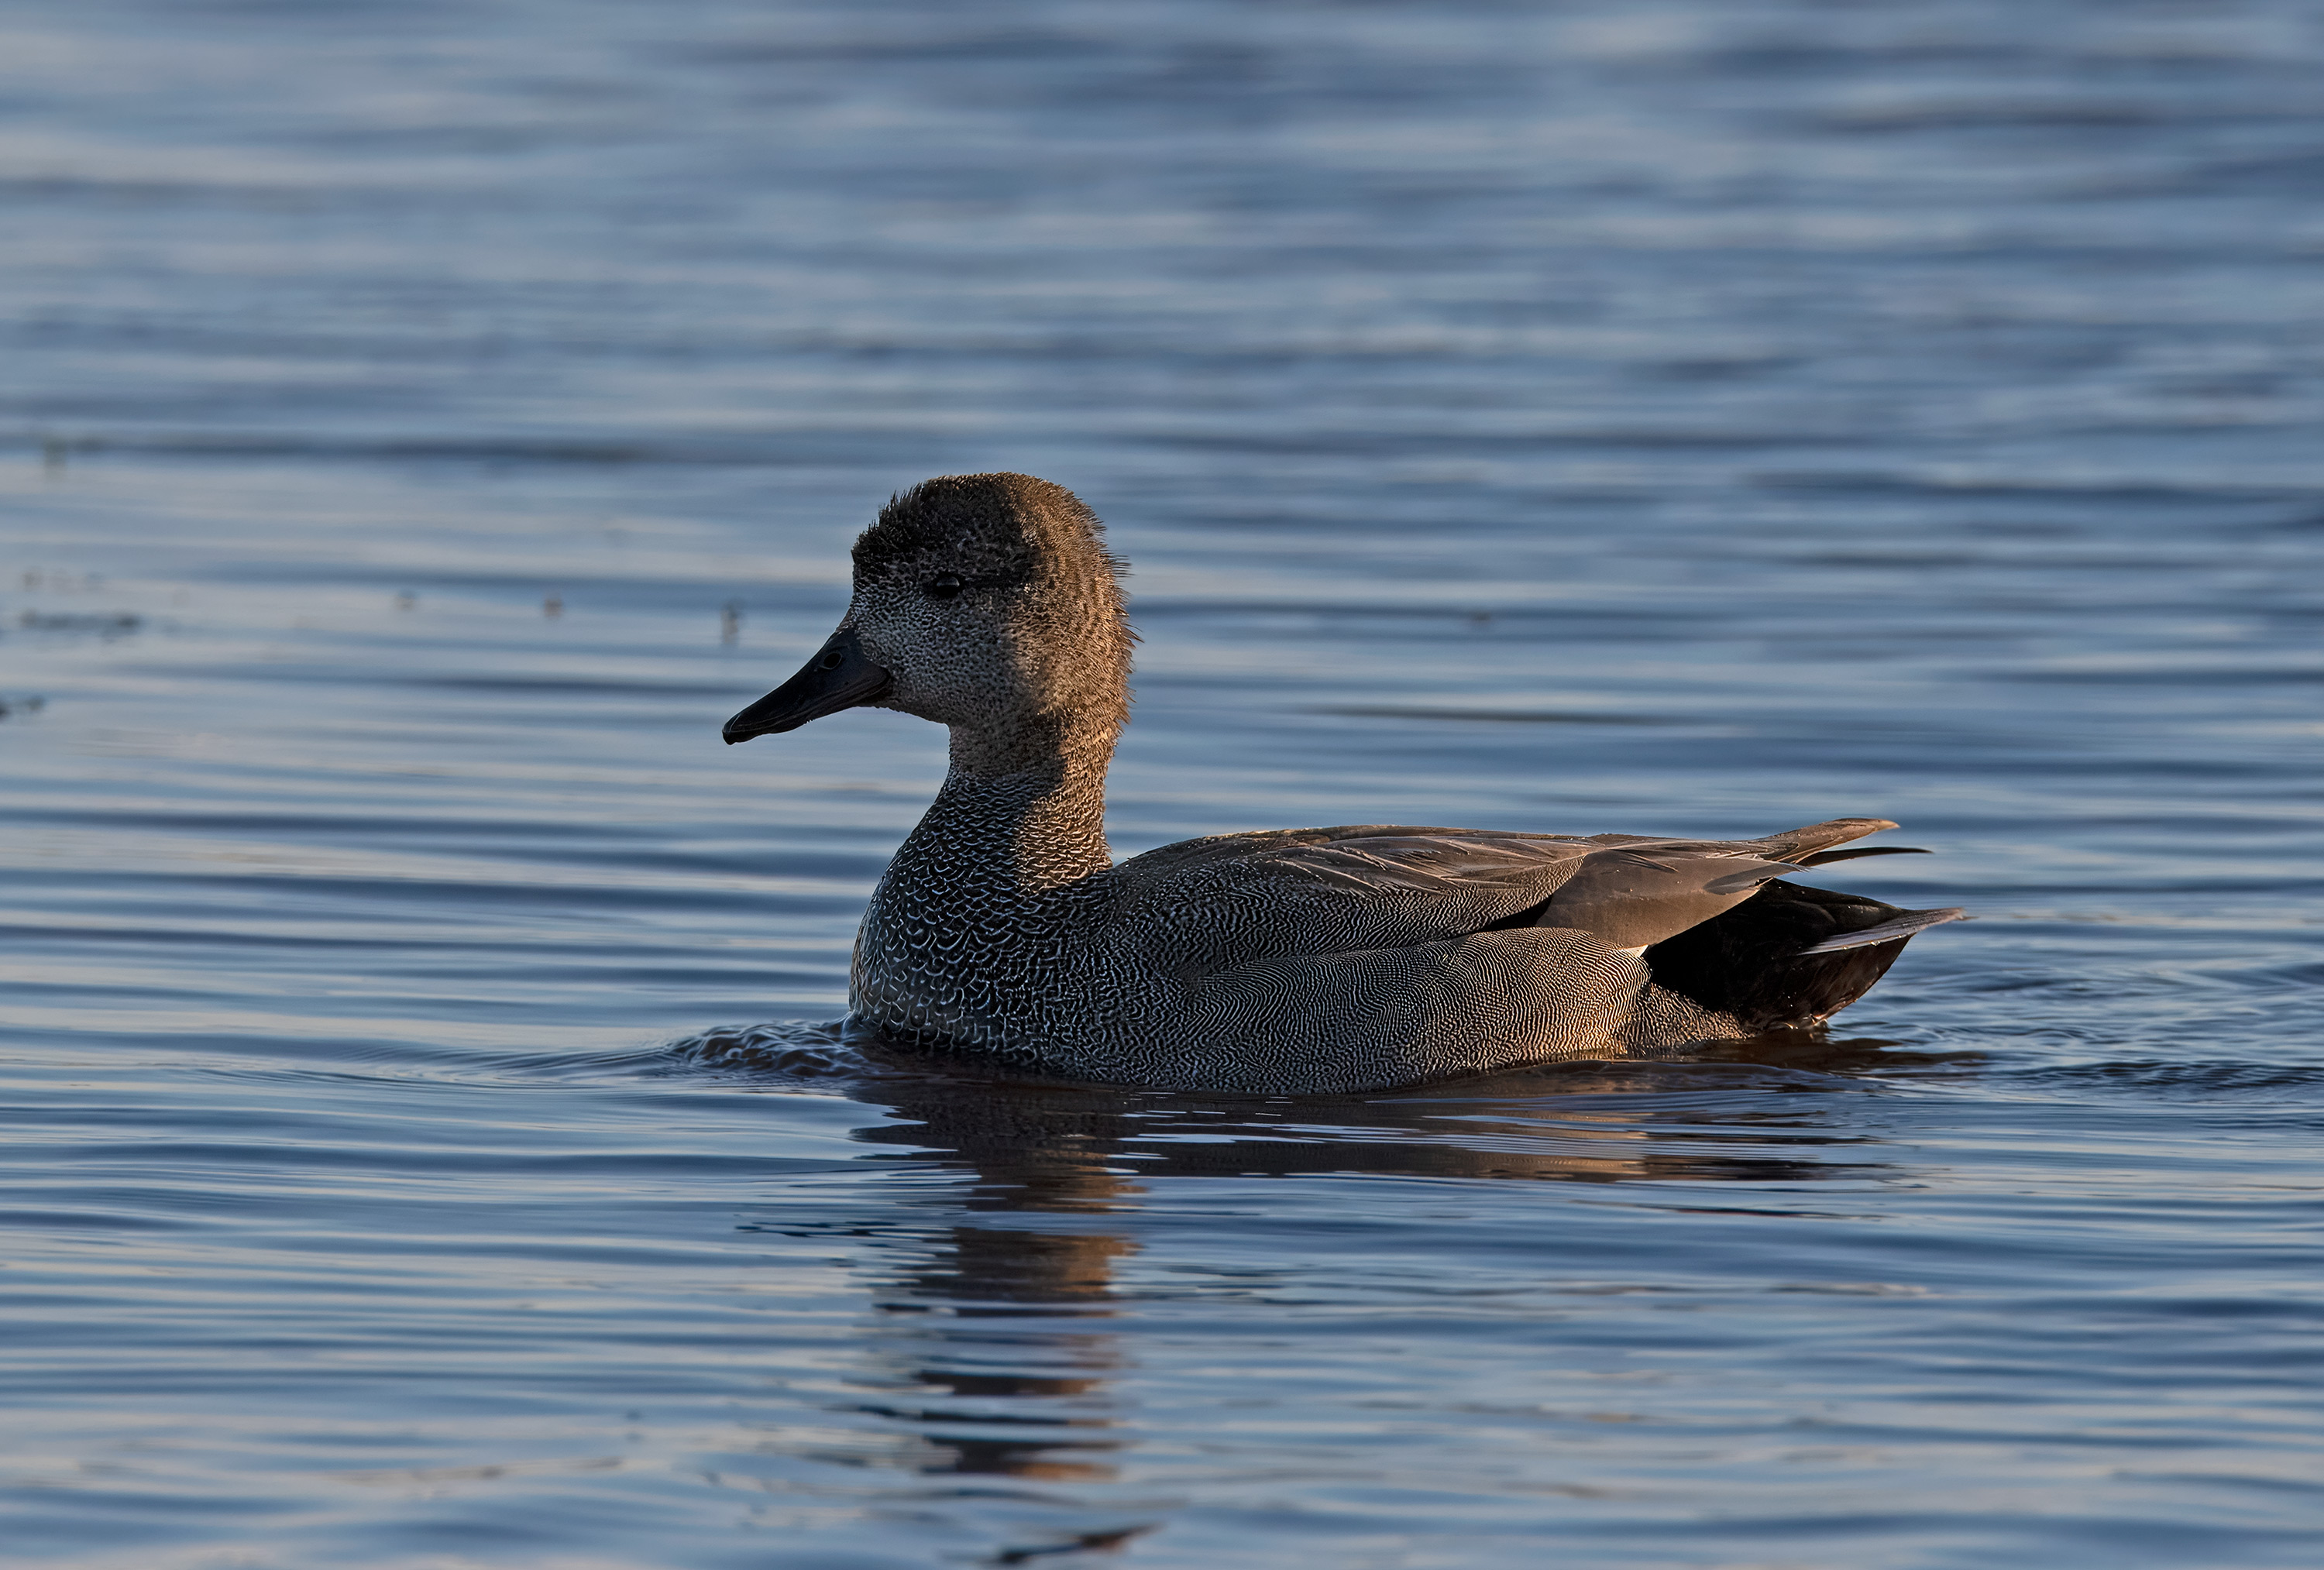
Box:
926 573 964 600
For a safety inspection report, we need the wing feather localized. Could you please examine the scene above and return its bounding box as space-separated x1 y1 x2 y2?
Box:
1102 818 1908 979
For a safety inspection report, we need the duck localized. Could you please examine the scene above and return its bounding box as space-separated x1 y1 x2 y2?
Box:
723 472 1964 1094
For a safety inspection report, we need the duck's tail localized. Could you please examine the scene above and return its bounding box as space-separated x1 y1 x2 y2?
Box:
1642 879 1967 1032
1798 905 1968 956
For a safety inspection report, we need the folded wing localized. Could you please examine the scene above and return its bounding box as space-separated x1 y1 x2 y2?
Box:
1103 817 1899 981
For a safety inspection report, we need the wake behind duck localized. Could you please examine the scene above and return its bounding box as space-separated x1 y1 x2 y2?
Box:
724 473 1962 1094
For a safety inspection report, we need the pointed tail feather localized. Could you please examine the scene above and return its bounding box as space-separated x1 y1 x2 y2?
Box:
1798 907 1968 956
1796 846 1930 867
1747 818 1898 862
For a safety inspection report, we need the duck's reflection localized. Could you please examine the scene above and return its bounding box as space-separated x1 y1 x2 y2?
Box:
865 1189 1134 1486
862 1223 1132 1482
843 1096 1143 1486
847 1029 1941 1190
710 1026 1958 1501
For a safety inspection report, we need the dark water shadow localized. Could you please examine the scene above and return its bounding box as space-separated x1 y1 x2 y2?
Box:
673 1020 1975 1192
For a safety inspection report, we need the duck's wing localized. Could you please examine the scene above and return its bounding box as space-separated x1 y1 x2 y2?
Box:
1103 818 1899 981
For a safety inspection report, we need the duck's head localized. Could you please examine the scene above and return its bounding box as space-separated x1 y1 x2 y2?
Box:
724 473 1133 765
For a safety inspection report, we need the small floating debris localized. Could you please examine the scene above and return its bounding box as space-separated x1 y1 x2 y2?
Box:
0 695 47 720
720 600 743 643
19 611 140 636
544 591 562 618
20 570 105 591
395 591 417 610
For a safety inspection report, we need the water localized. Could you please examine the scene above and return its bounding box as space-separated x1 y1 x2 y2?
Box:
4 1 2322 1564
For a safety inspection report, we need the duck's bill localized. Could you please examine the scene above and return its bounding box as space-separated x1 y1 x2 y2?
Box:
722 628 894 743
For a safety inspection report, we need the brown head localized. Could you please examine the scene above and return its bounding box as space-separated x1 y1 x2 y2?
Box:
724 474 1134 772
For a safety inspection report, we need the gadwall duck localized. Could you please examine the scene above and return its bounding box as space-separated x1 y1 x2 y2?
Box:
724 473 1963 1093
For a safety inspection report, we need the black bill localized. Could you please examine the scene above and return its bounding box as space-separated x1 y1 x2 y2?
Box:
722 627 893 743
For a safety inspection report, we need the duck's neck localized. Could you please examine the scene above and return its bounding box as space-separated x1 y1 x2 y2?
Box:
896 713 1119 900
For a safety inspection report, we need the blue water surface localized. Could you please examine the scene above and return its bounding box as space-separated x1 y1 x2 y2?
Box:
2 2 2321 1565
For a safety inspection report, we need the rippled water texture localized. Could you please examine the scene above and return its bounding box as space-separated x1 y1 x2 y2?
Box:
5 2 2322 1565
